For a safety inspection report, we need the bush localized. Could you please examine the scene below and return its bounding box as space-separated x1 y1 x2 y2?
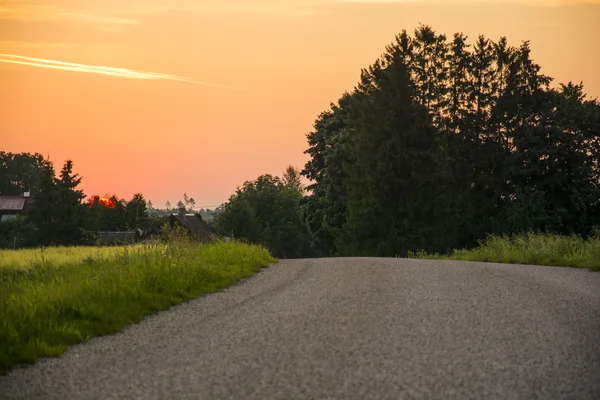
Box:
416 232 600 271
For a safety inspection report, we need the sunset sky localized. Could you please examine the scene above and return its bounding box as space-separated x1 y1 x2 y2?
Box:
1 0 599 209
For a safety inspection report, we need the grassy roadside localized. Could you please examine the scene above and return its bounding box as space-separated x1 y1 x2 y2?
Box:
410 233 600 271
0 240 276 375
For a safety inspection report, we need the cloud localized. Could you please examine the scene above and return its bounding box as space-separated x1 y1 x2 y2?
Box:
0 54 250 91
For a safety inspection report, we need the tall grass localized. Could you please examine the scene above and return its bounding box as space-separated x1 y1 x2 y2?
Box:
411 233 600 271
0 245 150 270
0 240 276 375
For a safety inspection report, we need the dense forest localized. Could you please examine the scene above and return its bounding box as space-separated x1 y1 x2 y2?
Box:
2 26 599 258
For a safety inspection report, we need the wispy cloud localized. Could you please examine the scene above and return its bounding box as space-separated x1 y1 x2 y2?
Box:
0 54 250 91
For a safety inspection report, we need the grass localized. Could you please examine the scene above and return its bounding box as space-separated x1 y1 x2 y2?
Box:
0 245 150 270
0 240 277 375
410 232 600 271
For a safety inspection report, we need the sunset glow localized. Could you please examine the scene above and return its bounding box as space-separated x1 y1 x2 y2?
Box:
1 0 598 207
87 196 116 209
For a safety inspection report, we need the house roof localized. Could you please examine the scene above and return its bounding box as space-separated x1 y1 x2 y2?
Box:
0 196 27 212
169 213 214 236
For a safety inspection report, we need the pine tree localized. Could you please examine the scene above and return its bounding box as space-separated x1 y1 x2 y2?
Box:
282 166 304 194
341 45 440 256
54 160 86 244
126 193 149 230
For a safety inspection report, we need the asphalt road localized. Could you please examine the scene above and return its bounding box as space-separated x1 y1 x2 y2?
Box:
1 258 600 399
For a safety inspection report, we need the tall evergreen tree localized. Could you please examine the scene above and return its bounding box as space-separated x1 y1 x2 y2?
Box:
340 46 441 256
126 193 149 231
54 160 86 244
27 160 86 245
282 166 304 194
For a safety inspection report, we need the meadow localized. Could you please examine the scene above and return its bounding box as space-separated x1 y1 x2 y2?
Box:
0 245 148 270
411 232 600 271
0 240 276 375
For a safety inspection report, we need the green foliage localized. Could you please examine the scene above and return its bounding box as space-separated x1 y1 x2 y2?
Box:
214 167 313 258
0 152 53 196
21 159 87 246
281 165 304 194
0 217 37 249
54 160 86 244
84 195 128 233
301 25 600 257
0 241 276 374
341 45 442 256
301 93 356 256
125 193 149 232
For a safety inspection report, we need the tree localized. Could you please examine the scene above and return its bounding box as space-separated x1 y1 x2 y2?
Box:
54 160 86 244
26 165 59 245
183 193 196 210
126 193 149 231
84 194 128 232
340 47 441 256
214 170 313 258
300 25 600 257
28 160 86 245
0 152 53 196
282 166 304 194
301 92 357 256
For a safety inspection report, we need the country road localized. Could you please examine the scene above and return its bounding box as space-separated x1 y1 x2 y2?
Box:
1 258 599 399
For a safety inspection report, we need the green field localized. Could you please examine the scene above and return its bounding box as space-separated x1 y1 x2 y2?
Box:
411 233 600 271
0 240 276 375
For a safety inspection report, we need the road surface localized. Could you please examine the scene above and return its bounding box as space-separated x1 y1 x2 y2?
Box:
1 258 599 399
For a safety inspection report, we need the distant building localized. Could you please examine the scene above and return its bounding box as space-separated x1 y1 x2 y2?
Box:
168 213 215 241
0 193 32 222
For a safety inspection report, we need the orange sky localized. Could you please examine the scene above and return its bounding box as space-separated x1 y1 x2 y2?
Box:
1 0 599 208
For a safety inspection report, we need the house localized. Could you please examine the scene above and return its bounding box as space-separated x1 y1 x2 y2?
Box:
168 213 215 241
0 193 32 222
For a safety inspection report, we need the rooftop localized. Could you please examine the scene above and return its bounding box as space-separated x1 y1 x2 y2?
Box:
169 213 214 236
0 196 27 212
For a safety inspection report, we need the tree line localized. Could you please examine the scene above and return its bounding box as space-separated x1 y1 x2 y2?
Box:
0 152 157 248
214 25 600 258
